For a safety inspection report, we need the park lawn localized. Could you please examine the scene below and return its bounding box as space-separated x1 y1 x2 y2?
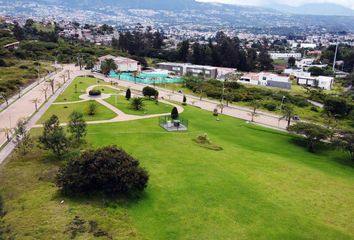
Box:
37 101 117 124
105 95 173 116
1 105 354 239
92 85 122 95
55 76 103 102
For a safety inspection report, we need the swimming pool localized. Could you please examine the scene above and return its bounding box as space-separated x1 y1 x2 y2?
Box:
109 71 183 84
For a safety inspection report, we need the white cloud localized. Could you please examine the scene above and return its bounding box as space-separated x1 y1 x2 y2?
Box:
197 0 354 9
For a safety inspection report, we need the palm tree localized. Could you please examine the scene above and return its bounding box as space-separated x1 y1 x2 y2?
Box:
130 97 144 111
0 91 9 106
281 104 295 127
31 98 41 111
40 85 50 101
0 127 12 142
101 59 117 76
133 71 138 84
249 100 260 122
47 79 55 94
217 103 225 114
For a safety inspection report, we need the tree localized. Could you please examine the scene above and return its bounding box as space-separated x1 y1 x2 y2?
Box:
1 127 12 142
324 97 351 118
40 85 50 101
100 59 117 76
31 98 41 111
14 118 33 155
39 115 69 158
56 146 149 196
333 130 354 161
249 100 260 122
178 40 190 62
257 50 273 70
171 107 179 120
288 57 296 68
142 86 158 99
47 79 55 94
287 122 330 152
125 88 131 100
281 105 295 127
68 111 87 143
86 101 97 116
131 97 144 110
308 66 324 76
0 92 9 106
182 95 187 105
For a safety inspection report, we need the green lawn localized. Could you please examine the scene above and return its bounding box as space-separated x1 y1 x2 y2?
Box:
92 85 122 95
105 95 173 116
37 101 117 123
1 105 353 239
55 76 104 102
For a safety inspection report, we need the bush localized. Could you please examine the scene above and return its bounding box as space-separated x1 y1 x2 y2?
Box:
263 102 277 111
56 146 149 196
142 86 158 98
310 106 319 112
88 90 101 96
86 101 97 116
0 59 7 67
171 107 179 119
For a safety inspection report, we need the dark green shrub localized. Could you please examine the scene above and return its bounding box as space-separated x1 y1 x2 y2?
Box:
142 86 158 98
263 102 277 111
56 146 149 196
171 107 179 120
88 90 101 96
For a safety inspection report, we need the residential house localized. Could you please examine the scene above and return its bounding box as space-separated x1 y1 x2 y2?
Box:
297 76 333 90
239 72 291 89
96 55 141 72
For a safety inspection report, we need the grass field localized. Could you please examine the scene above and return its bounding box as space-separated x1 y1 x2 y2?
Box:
105 95 173 116
55 76 105 102
37 101 117 124
1 105 353 239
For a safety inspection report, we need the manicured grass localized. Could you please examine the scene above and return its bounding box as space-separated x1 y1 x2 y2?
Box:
92 85 122 95
55 76 103 102
37 101 117 123
1 105 353 239
105 95 173 116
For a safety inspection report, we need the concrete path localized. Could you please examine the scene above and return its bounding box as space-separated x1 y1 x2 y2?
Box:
0 65 83 164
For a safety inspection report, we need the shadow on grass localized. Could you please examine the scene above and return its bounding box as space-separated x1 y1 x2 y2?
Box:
288 137 354 168
51 189 149 210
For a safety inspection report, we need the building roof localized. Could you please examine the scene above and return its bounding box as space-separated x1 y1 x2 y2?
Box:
3 41 20 48
98 55 138 64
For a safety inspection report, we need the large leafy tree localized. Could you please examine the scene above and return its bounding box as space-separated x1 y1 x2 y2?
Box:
39 115 69 158
142 86 158 99
100 59 117 76
56 146 149 196
68 111 87 143
287 122 330 152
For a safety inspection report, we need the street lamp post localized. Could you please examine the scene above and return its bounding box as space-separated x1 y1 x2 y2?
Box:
280 96 286 111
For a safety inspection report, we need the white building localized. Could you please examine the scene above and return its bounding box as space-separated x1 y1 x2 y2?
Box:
239 72 291 89
295 58 315 69
269 52 302 60
284 69 311 78
297 76 333 90
96 55 141 72
300 43 317 49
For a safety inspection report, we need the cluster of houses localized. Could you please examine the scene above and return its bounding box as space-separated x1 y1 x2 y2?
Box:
95 54 333 90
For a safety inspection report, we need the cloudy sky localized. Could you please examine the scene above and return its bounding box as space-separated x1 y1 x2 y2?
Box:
197 0 354 9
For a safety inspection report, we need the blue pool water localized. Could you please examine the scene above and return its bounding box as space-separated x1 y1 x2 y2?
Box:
109 71 182 84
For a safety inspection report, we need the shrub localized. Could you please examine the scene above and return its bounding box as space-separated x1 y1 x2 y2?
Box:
86 101 97 116
56 146 149 196
310 106 319 112
130 97 144 110
142 86 158 98
171 107 179 119
182 95 187 105
88 90 101 96
125 88 131 100
0 59 6 67
263 102 277 111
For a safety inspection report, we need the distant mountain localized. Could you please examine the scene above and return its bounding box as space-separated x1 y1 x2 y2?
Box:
267 3 354 16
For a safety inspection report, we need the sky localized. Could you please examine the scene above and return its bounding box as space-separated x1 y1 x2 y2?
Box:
197 0 354 9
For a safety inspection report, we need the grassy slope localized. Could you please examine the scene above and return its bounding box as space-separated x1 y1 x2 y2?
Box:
105 95 173 116
1 105 353 239
37 101 117 124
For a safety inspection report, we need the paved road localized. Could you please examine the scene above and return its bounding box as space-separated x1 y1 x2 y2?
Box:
0 65 80 163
